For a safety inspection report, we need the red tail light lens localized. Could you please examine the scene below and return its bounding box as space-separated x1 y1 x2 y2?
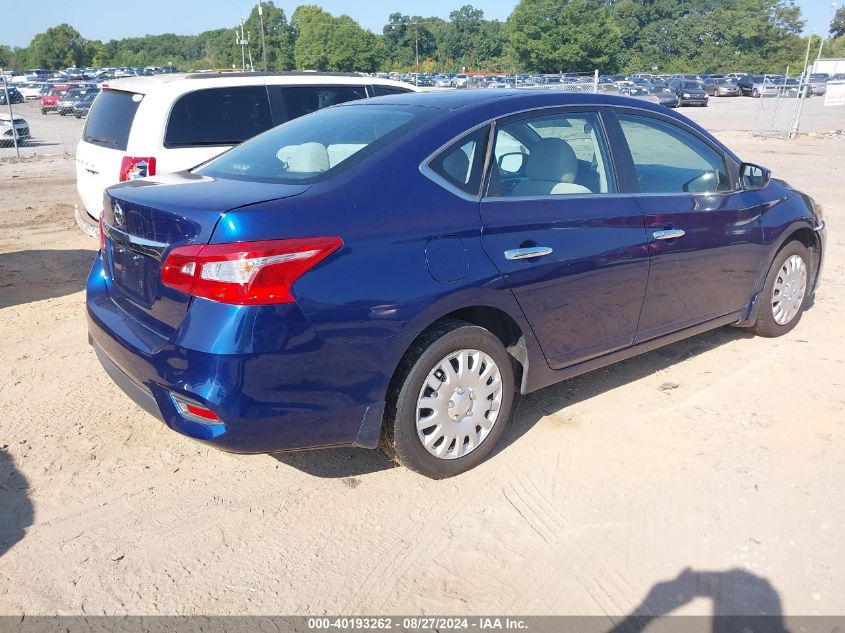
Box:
119 156 156 182
161 237 343 305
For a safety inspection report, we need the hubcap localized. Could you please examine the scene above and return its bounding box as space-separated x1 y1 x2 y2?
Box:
772 254 807 326
416 349 503 460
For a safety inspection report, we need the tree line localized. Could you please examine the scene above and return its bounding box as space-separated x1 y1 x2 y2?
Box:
2 0 845 75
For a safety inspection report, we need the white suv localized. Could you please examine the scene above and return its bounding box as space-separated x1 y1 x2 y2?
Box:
76 72 416 220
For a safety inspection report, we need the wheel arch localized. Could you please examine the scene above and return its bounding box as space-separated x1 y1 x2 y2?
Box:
737 220 822 327
387 305 531 400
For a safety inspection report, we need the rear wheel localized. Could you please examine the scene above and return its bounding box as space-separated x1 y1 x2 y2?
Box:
751 241 810 337
383 320 515 478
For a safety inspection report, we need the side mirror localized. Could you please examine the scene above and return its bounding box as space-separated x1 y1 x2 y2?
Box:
740 163 771 191
498 152 525 174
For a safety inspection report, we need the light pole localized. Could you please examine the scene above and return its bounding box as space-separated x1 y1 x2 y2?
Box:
817 3 838 61
258 1 268 71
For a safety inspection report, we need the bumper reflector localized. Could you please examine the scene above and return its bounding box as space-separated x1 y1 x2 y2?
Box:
170 393 223 425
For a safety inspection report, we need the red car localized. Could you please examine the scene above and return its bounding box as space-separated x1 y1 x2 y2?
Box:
40 84 74 114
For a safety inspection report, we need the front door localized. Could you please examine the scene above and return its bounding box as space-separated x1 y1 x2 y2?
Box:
614 112 765 341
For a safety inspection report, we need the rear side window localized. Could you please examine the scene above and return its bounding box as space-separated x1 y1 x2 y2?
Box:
83 89 141 151
428 126 490 197
165 86 273 148
273 85 367 122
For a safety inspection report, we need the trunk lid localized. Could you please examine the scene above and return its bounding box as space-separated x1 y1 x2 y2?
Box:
102 173 310 337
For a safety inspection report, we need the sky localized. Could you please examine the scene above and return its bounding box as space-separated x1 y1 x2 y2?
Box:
1 0 842 49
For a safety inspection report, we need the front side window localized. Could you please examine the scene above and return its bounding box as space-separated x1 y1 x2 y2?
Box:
617 114 731 194
487 111 614 197
428 126 490 196
165 86 273 147
197 104 434 184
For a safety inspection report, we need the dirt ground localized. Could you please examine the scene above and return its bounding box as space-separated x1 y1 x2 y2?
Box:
0 119 843 618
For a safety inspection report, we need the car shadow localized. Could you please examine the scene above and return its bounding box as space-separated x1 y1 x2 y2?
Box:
607 568 787 632
0 451 33 559
274 325 752 479
272 446 398 478
493 325 755 459
0 249 94 309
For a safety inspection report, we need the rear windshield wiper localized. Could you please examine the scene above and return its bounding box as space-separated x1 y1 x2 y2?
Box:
85 137 118 146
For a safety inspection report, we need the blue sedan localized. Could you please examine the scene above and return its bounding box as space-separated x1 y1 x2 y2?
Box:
87 90 826 478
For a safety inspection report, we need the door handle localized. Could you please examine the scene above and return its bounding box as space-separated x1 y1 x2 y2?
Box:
652 229 686 240
504 246 553 260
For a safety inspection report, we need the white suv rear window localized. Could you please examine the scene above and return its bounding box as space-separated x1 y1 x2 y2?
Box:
82 90 141 151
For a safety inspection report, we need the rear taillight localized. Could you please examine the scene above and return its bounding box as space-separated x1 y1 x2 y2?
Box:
119 156 156 182
161 237 343 305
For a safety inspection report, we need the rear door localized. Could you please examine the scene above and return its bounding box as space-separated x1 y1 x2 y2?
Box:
611 111 765 341
479 108 650 369
76 88 143 219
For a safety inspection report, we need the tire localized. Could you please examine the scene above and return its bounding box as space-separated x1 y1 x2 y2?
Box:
751 240 810 338
753 89 759 98
40 108 48 115
383 319 515 478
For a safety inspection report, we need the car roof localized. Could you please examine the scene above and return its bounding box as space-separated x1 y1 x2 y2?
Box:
342 88 673 116
102 72 414 95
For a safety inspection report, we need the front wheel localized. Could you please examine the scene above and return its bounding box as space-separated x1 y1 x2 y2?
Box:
383 320 515 478
751 241 810 337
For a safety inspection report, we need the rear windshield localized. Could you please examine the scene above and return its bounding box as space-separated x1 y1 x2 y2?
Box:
165 85 273 148
82 89 141 151
196 105 434 184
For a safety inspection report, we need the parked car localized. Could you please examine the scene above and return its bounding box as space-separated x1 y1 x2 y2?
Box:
649 86 679 107
87 90 825 478
57 87 98 115
76 72 417 220
707 78 741 97
0 85 24 105
17 83 45 100
0 112 30 145
668 79 709 106
701 74 726 93
751 76 801 98
618 86 659 103
39 84 74 113
805 74 828 96
73 90 100 118
737 74 763 96
451 74 469 88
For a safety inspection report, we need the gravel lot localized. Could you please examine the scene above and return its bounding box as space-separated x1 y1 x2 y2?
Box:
0 93 843 619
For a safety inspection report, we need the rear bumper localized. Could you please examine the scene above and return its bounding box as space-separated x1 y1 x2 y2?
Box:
86 254 387 453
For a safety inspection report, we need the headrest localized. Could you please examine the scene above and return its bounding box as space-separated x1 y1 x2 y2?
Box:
287 142 330 173
526 138 578 183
